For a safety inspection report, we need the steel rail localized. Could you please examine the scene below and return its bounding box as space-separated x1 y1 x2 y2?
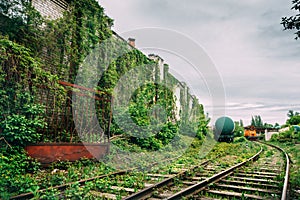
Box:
10 156 180 199
282 148 290 200
259 142 290 200
165 146 263 200
123 160 210 200
10 170 128 200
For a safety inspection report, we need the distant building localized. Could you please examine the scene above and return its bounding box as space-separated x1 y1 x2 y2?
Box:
279 127 290 133
265 130 279 141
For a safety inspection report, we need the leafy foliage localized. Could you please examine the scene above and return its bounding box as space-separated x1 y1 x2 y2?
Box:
251 115 264 128
234 120 244 137
0 38 55 146
0 0 45 54
0 38 51 198
0 148 40 198
0 96 45 146
1 0 116 143
271 127 300 142
196 109 210 140
286 110 300 125
282 0 300 39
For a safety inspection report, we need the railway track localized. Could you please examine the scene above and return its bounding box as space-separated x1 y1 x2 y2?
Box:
9 156 181 199
192 143 289 200
11 142 288 200
71 146 259 199
124 142 289 200
9 154 228 199
88 160 211 199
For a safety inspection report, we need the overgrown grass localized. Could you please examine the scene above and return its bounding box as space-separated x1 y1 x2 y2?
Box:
267 141 300 199
1 135 260 199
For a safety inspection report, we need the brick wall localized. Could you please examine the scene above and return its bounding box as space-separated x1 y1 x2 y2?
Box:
32 0 68 20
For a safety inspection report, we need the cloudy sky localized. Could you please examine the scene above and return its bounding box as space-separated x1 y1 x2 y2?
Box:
98 0 300 125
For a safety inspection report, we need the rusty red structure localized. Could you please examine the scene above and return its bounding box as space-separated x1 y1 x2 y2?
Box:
35 80 112 143
26 80 112 164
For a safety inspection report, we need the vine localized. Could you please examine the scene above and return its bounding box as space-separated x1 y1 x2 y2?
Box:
0 0 209 147
0 1 210 198
0 38 58 146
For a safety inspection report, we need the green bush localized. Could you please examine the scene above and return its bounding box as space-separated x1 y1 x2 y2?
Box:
0 93 46 146
282 129 293 139
270 133 279 142
180 123 196 137
234 136 247 143
270 129 298 142
113 103 179 150
0 39 51 146
125 122 178 151
0 148 40 198
156 122 178 145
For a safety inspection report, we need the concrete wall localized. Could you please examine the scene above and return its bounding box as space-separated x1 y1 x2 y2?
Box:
265 131 279 141
147 54 203 123
174 83 184 120
279 127 290 133
148 54 165 81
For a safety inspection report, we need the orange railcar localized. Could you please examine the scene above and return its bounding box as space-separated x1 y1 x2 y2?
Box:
244 126 257 140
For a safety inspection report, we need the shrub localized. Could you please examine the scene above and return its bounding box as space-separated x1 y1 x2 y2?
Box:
270 133 279 142
0 93 46 146
234 136 247 143
0 148 40 198
0 39 51 146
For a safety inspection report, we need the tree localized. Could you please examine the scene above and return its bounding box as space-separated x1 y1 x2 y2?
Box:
287 116 300 125
287 110 299 118
0 0 44 54
286 110 300 125
264 123 273 129
251 116 255 127
251 115 264 128
234 121 244 137
274 122 280 128
239 119 244 127
281 0 300 39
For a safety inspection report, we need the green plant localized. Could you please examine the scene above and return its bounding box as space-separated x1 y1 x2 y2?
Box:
39 188 60 200
64 182 83 199
0 38 56 146
270 133 279 142
0 94 45 146
0 0 45 55
234 136 247 143
0 148 40 198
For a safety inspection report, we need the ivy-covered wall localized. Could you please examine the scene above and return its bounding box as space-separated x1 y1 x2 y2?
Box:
0 0 209 147
30 0 203 125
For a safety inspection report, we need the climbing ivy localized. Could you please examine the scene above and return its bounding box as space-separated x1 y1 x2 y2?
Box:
0 0 209 148
0 0 45 55
0 38 57 146
40 0 113 82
